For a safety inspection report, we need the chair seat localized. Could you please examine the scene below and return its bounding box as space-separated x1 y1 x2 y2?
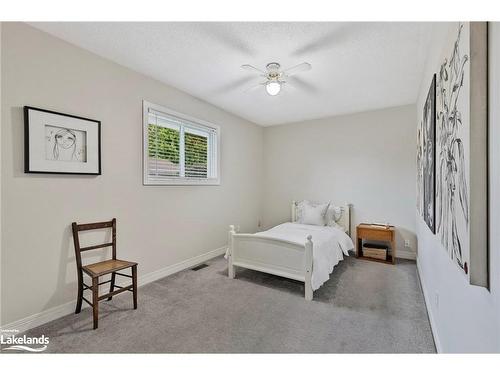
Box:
82 259 137 277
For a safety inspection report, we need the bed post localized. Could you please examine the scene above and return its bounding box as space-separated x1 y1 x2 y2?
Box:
291 200 297 222
305 235 313 301
228 225 236 279
345 202 352 237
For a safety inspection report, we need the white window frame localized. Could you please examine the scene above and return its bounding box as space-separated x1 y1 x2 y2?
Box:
143 100 221 186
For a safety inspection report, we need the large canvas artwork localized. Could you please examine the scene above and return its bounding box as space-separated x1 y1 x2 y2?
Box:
422 75 436 233
436 23 470 274
417 22 488 286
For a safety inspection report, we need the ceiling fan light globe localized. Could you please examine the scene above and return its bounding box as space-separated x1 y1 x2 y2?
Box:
266 81 281 96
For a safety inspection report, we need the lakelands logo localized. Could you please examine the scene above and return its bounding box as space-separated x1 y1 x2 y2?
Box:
0 329 49 352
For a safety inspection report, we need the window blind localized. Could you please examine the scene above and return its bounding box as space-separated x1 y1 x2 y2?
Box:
144 103 219 185
185 130 208 178
148 114 181 178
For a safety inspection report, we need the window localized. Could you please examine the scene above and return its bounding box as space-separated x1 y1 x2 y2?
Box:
143 101 220 185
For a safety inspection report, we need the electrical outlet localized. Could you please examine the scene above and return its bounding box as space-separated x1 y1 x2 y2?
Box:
404 240 410 248
435 291 439 308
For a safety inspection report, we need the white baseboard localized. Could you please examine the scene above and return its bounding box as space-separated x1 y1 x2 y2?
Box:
1 300 76 336
138 246 226 286
1 246 226 335
416 259 442 353
397 249 417 260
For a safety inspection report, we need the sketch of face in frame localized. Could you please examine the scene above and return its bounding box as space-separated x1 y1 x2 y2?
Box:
54 128 76 157
45 125 87 162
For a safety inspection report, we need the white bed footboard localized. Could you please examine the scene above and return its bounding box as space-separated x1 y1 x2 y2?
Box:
227 225 314 301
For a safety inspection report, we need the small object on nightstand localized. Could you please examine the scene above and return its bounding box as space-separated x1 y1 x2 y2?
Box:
371 222 390 229
356 223 396 264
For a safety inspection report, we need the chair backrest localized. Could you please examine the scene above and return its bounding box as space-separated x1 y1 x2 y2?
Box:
72 218 117 270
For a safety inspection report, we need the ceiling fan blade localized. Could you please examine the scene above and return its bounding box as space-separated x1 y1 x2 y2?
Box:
244 81 267 93
241 64 266 75
211 76 257 95
199 24 254 56
293 24 357 56
283 62 312 76
286 76 318 93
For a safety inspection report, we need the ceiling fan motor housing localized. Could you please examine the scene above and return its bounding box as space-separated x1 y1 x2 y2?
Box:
266 62 281 71
266 62 282 80
240 61 310 95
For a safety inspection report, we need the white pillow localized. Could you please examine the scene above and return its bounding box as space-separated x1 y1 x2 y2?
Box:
298 201 330 226
326 205 343 226
296 200 317 222
295 200 308 222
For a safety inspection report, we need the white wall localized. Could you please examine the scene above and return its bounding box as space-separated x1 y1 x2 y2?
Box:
416 22 500 352
0 23 264 326
0 21 3 327
262 105 417 256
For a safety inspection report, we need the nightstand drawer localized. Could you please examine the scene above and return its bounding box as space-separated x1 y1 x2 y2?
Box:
357 228 392 241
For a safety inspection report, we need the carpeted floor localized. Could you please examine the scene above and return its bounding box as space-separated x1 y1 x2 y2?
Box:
21 255 435 353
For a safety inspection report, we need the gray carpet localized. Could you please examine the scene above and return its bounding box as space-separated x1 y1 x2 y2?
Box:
20 255 435 353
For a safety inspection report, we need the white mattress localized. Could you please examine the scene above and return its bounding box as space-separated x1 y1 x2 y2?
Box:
255 222 354 290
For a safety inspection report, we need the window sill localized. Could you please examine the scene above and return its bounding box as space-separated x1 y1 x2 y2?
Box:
143 178 220 186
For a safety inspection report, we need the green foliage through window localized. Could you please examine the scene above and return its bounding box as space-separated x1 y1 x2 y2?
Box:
148 124 208 178
148 124 180 164
185 133 207 165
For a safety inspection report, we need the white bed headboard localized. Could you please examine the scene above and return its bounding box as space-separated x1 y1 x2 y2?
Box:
291 201 352 236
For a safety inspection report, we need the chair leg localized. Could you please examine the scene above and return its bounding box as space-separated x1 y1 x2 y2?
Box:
75 270 83 314
132 265 138 310
92 276 99 329
107 272 116 301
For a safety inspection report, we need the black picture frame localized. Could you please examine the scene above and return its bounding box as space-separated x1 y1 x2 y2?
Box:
24 106 101 175
422 74 436 233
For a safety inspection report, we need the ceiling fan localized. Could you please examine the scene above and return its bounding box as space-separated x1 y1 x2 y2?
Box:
241 62 312 96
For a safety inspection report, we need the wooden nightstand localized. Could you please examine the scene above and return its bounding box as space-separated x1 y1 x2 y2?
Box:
356 223 396 264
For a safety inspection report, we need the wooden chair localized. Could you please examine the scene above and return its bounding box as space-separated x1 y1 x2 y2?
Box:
72 218 137 329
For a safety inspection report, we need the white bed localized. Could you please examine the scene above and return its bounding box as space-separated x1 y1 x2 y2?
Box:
227 201 354 300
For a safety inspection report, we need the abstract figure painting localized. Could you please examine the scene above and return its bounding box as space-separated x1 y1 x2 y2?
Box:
422 75 436 233
25 107 101 174
417 22 488 287
436 23 470 274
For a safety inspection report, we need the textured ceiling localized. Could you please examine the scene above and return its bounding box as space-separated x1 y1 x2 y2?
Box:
29 22 434 126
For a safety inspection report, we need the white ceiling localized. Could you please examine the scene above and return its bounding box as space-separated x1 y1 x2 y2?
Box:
29 22 434 126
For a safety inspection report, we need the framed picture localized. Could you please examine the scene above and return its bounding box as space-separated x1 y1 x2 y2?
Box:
422 74 436 234
24 106 101 175
434 22 488 287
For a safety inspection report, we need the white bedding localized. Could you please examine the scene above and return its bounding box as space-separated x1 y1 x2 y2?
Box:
255 222 354 291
